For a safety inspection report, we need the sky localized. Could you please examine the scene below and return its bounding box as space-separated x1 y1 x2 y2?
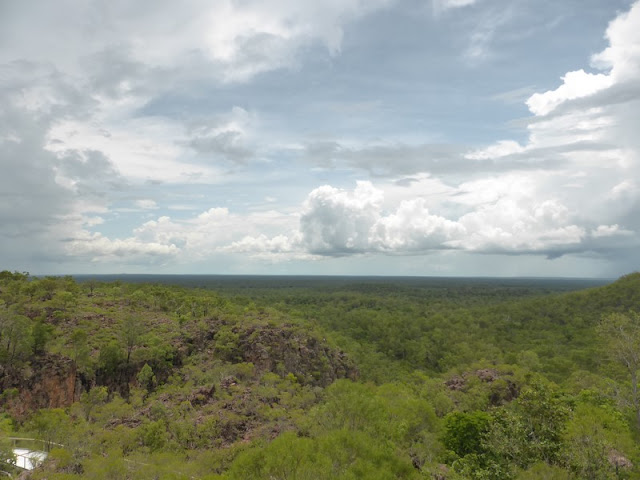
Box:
1 0 639 277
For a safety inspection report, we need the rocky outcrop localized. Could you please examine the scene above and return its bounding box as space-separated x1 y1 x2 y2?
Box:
236 323 357 386
445 368 519 405
608 450 632 470
445 375 466 391
0 321 357 418
0 354 80 418
200 320 358 387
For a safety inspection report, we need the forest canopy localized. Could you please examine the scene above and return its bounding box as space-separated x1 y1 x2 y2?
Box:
1 271 639 479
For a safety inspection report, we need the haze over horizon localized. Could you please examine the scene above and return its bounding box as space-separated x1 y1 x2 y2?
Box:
2 0 640 277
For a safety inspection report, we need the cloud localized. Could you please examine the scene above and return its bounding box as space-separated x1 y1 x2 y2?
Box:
610 180 636 199
440 1 640 262
591 224 632 238
46 116 220 184
1 0 394 84
186 107 255 165
221 234 311 263
64 205 300 264
490 86 538 105
67 230 179 263
591 2 640 82
53 149 127 196
55 157 639 266
465 140 525 160
454 198 585 255
224 234 298 254
370 198 464 252
2 0 640 274
525 2 640 118
233 180 597 259
299 181 384 255
135 199 158 210
301 141 468 176
299 138 573 179
433 0 479 13
463 3 514 60
1 0 400 201
0 61 125 270
520 2 640 233
526 70 614 116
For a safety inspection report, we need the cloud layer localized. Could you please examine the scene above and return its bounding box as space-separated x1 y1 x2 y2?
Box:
1 0 639 275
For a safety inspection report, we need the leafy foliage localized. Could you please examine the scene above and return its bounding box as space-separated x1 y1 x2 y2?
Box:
1 271 640 478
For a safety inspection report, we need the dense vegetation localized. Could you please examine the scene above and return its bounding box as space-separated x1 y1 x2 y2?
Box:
1 271 640 479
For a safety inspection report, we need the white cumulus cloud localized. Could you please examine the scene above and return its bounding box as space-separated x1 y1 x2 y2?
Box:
299 181 384 255
526 70 614 116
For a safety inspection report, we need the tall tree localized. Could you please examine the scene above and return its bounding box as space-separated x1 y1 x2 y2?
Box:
0 307 32 364
120 316 143 366
598 311 640 428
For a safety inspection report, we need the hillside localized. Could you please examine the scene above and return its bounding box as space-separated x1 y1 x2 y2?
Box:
1 272 640 479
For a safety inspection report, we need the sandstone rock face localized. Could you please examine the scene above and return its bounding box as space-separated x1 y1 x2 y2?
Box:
1 321 357 418
0 354 80 418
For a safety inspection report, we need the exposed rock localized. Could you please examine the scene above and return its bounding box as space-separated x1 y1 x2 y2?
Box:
203 320 358 387
608 450 632 469
475 368 499 382
445 369 519 405
0 354 80 418
188 384 216 406
1 320 356 419
105 416 142 429
445 375 466 391
220 376 238 390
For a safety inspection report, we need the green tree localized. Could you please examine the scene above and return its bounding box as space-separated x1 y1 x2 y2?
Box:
86 279 99 296
0 307 32 363
120 316 143 366
137 363 156 393
141 420 168 452
443 411 491 458
29 409 70 449
474 383 570 477
226 430 416 480
563 401 635 479
70 328 91 373
213 327 240 362
507 384 569 465
598 311 640 428
38 276 59 301
311 380 386 434
0 415 15 467
98 341 124 377
51 290 77 313
31 318 53 355
83 448 128 479
80 386 109 421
